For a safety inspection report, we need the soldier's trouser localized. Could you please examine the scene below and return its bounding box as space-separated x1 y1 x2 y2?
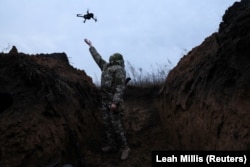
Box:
101 101 128 148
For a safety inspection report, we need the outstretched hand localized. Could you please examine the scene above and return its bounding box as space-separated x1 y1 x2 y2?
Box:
84 39 92 47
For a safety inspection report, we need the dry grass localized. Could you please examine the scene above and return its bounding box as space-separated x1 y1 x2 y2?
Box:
125 60 173 87
93 60 173 87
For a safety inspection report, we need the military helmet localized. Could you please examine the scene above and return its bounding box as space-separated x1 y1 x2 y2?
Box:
109 53 123 62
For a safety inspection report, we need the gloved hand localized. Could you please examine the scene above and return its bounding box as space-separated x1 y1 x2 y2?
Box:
84 38 92 47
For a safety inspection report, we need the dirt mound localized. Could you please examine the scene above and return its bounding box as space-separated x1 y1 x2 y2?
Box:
158 0 250 150
0 51 100 166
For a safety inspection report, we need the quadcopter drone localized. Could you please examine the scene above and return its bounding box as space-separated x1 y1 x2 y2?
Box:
77 9 97 23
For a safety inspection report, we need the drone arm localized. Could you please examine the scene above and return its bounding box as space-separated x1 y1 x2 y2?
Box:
76 14 84 17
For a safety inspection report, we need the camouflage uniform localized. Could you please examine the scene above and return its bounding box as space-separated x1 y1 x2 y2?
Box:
89 46 128 149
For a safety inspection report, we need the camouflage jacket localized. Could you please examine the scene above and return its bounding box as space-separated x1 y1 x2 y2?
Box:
89 46 126 105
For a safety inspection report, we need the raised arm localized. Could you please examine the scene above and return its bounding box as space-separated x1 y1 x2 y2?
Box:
84 39 107 71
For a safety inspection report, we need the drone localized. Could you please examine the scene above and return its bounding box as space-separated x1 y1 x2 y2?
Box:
77 9 97 23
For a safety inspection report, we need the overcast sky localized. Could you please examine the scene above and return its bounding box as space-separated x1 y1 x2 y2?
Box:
0 0 238 83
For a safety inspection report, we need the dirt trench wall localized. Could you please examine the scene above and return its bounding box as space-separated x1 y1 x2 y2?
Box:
157 0 250 150
0 53 100 167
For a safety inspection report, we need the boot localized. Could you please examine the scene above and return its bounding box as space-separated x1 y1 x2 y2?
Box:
120 146 130 160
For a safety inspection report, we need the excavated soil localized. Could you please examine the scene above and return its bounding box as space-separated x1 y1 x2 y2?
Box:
157 0 250 150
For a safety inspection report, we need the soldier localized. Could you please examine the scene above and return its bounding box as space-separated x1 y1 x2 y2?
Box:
84 39 130 160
